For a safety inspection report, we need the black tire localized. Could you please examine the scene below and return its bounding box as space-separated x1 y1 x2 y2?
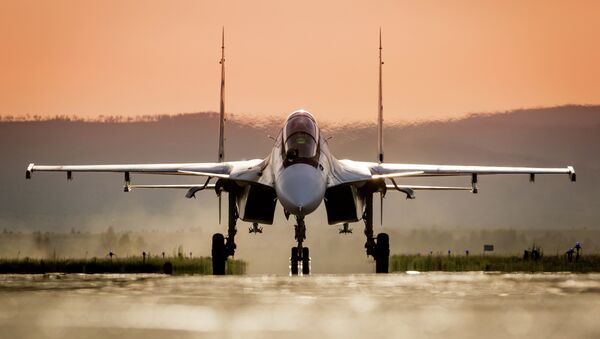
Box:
291 247 299 275
212 233 226 275
375 233 390 274
302 247 310 275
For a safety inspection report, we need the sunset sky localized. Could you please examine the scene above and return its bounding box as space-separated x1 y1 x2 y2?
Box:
1 0 599 122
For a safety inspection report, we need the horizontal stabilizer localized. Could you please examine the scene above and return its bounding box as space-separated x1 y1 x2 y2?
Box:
386 184 473 191
127 184 216 190
386 184 474 199
126 183 216 199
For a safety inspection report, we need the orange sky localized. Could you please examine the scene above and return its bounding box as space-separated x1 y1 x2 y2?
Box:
1 0 599 122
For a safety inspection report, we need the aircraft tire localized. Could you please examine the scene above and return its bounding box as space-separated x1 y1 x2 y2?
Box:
375 233 390 274
302 247 310 275
291 247 299 275
212 233 226 275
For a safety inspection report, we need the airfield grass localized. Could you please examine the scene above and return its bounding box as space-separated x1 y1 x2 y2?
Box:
0 257 246 275
3 254 599 275
389 254 600 273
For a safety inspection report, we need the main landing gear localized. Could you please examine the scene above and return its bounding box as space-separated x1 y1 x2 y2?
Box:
363 193 389 273
290 215 310 275
211 192 238 275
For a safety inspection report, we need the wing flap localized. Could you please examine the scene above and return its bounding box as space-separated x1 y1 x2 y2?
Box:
372 171 424 179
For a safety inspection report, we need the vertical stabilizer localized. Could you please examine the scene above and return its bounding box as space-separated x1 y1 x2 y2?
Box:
218 27 226 163
378 29 385 227
377 28 384 164
217 27 226 224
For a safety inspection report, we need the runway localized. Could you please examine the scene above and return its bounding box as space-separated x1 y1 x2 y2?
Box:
1 272 599 339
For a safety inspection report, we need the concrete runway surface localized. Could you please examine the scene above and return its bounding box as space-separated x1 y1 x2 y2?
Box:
0 272 599 339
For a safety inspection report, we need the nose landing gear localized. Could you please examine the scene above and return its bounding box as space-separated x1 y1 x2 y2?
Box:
290 216 310 275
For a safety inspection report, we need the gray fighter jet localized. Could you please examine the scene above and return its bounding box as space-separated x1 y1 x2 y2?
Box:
25 30 575 274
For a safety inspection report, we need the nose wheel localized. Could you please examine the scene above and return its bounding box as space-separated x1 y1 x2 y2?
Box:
290 216 311 275
290 247 310 275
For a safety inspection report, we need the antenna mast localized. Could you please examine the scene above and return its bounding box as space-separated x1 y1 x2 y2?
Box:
218 27 226 163
378 28 384 164
378 29 385 227
217 28 226 224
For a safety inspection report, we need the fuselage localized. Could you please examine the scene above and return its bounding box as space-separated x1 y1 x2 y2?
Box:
272 110 330 216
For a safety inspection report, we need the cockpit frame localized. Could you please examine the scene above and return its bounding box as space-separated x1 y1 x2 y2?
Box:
282 111 321 167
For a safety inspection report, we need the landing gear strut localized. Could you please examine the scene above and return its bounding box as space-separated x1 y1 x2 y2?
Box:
290 216 310 275
363 193 389 273
212 191 238 275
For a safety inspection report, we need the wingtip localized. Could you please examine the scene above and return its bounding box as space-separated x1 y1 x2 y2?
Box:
568 166 576 182
25 163 34 179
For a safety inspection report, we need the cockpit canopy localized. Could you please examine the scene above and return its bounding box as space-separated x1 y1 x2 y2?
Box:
283 111 319 165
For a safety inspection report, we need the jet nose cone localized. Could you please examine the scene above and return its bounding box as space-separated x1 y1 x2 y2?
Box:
276 163 326 216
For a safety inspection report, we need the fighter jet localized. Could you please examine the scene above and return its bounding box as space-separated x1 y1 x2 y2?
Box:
25 29 576 275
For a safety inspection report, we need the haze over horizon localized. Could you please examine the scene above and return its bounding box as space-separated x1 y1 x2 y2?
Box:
1 104 596 126
2 0 599 122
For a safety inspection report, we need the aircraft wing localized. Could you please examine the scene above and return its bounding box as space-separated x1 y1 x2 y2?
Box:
26 159 272 187
334 160 576 188
370 162 576 180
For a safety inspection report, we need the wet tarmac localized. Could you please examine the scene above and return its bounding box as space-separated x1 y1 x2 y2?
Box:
0 272 599 339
